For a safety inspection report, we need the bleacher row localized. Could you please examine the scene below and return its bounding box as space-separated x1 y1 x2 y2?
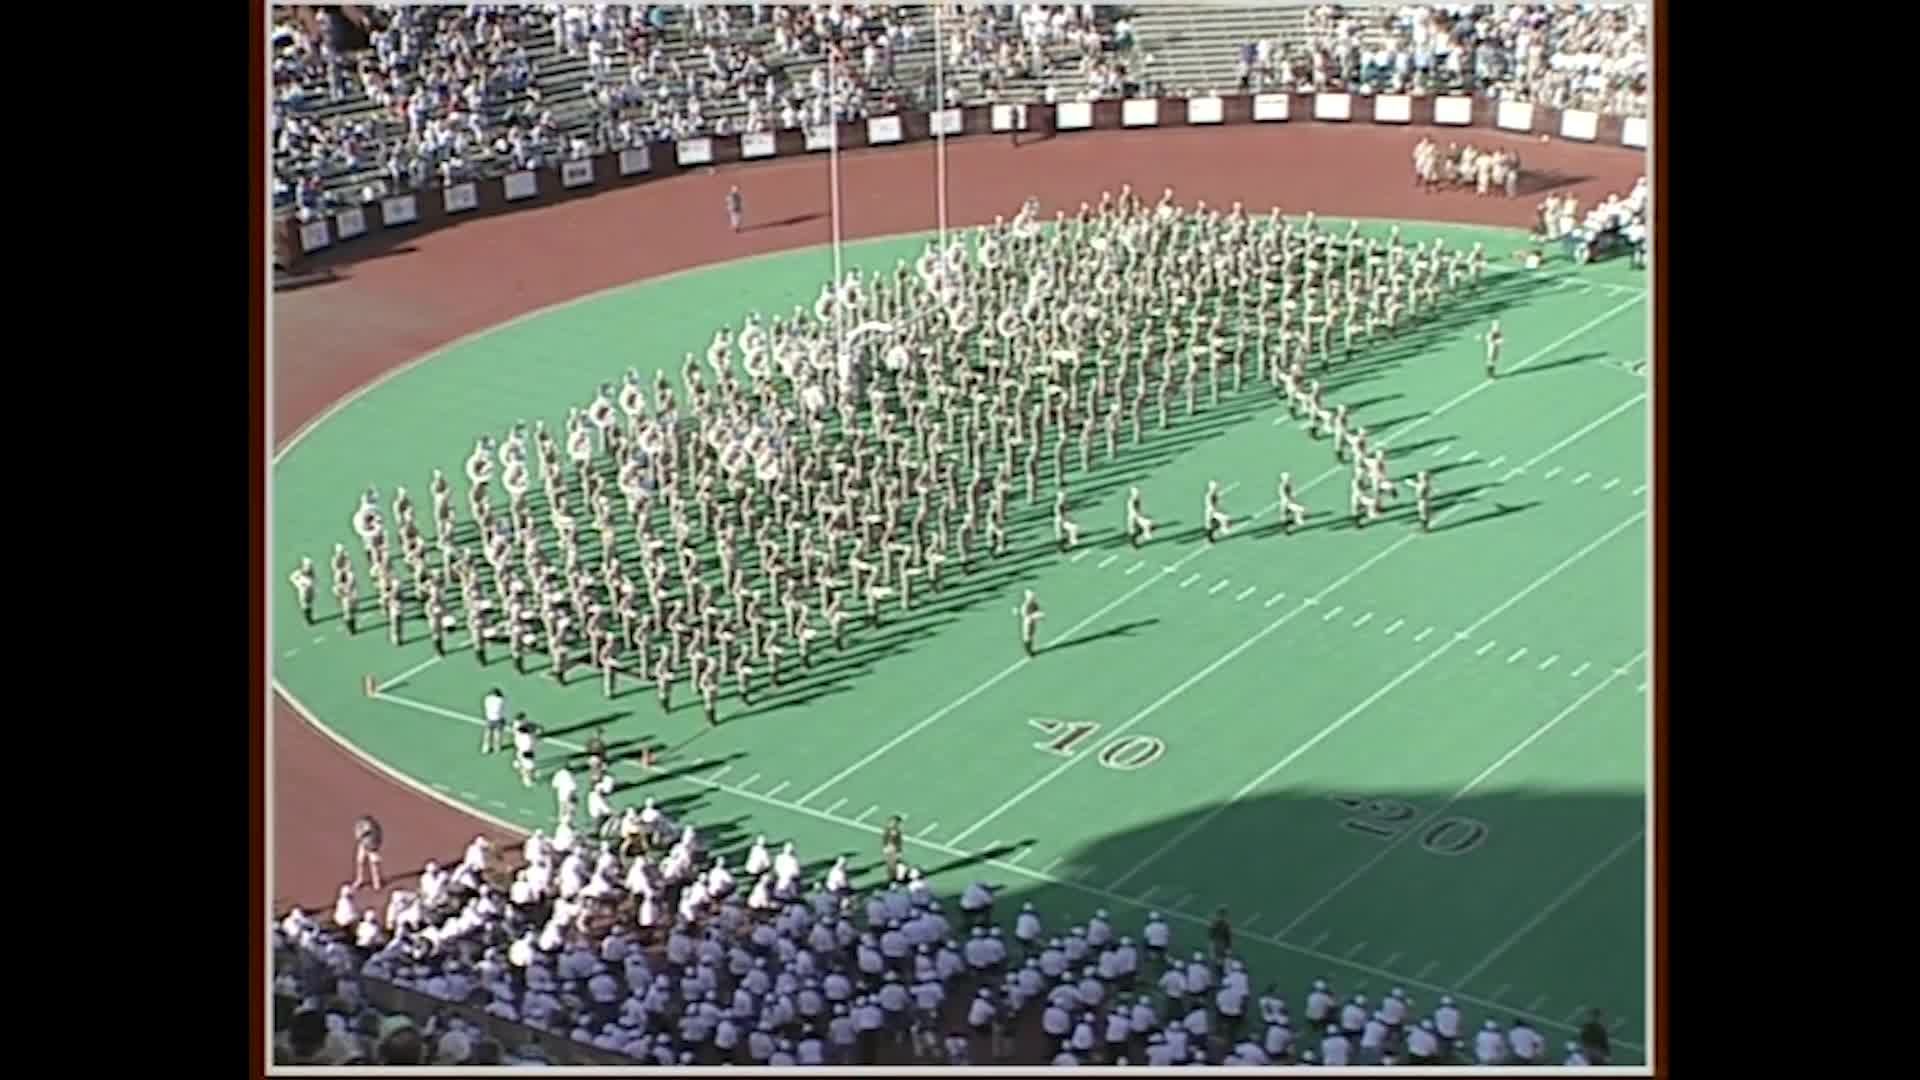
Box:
272 4 1648 221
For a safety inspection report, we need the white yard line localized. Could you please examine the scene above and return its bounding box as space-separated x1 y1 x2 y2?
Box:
358 684 1640 1051
1511 393 1645 475
376 655 444 693
944 503 1486 849
1275 651 1646 935
1104 511 1645 892
793 293 1646 814
1455 830 1647 987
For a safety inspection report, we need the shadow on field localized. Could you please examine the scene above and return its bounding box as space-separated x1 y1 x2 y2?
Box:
643 781 1647 1064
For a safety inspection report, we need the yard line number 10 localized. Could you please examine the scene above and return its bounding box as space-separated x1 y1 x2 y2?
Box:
1027 718 1166 770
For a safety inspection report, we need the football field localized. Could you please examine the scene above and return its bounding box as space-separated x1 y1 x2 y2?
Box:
272 219 1649 1060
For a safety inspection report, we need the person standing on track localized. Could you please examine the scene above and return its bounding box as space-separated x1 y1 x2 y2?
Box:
727 185 744 233
352 814 384 891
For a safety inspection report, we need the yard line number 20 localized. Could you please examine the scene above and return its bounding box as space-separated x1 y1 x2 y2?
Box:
1027 718 1166 770
1329 794 1490 856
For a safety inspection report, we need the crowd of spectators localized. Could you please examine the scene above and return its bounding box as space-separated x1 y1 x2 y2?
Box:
274 798 1626 1067
941 4 1122 104
272 5 555 219
1232 4 1647 117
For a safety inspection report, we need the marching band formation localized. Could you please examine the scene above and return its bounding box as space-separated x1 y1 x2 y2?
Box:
291 188 1493 724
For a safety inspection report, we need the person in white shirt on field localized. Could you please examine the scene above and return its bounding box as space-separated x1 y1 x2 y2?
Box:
1320 1024 1351 1065
551 765 578 821
1508 1018 1544 1063
481 687 507 754
1474 1017 1510 1064
1434 993 1463 1043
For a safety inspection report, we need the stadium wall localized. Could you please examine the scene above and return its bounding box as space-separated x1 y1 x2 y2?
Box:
280 93 1646 267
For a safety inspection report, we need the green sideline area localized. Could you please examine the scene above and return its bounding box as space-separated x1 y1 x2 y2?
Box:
273 220 1649 1060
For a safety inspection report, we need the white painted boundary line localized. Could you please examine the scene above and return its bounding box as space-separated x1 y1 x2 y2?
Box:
375 655 444 693
1456 829 1647 986
1106 509 1646 891
1276 649 1648 935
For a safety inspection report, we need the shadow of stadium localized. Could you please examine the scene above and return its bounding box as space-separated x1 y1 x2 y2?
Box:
694 783 1646 1061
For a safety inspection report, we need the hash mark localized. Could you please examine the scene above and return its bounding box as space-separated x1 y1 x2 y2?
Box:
1501 467 1523 481
1352 612 1373 628
1126 562 1145 576
1309 931 1330 949
741 773 763 788
1491 984 1511 1001
1637 680 1648 693
1098 554 1119 569
1242 912 1262 928
854 805 879 823
764 780 790 797
1487 455 1507 468
1569 661 1592 679
1179 573 1202 589
1042 856 1065 873
1383 618 1403 635
1173 893 1194 909
1432 444 1452 457
1004 847 1029 864
312 636 325 644
1601 477 1621 491
487 800 507 809
1475 639 1498 657
1382 952 1402 967
1538 654 1559 671
1413 626 1434 642
709 765 732 781
1506 647 1528 664
1344 941 1368 958
1321 604 1345 622
1528 995 1551 1012
1208 579 1230 595
1458 449 1478 463
1235 585 1258 601
1138 885 1160 903
825 798 848 814
1631 483 1648 496
917 822 939 838
1543 466 1563 480
1071 550 1089 563
1573 472 1592 485
1265 592 1287 608
1415 961 1438 979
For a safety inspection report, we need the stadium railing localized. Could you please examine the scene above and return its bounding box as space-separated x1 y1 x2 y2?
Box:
276 89 1646 273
